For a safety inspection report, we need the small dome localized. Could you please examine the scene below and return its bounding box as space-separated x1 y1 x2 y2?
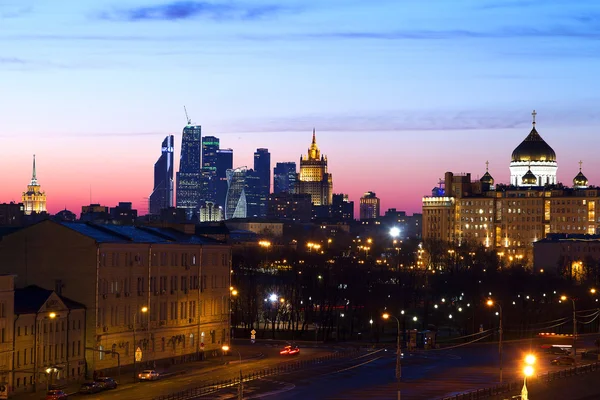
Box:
480 171 494 185
522 169 537 185
573 171 588 187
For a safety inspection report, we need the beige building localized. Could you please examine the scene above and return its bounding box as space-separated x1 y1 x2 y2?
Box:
0 220 231 377
423 113 600 263
0 275 14 399
295 130 333 206
12 285 86 394
21 155 47 215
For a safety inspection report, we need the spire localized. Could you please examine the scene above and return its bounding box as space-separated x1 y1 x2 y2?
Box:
312 128 316 145
532 109 537 126
32 154 37 180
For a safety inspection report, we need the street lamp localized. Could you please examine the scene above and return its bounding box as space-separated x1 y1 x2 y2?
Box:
133 306 148 381
522 354 535 400
487 299 503 383
222 345 243 400
382 313 401 400
561 295 577 359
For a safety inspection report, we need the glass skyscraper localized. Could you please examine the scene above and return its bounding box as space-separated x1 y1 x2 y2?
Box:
273 162 297 194
244 169 261 218
225 167 247 219
149 135 174 215
216 148 233 209
201 136 220 204
176 124 202 219
253 148 270 218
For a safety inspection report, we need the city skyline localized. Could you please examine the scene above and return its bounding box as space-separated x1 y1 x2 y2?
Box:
2 0 600 214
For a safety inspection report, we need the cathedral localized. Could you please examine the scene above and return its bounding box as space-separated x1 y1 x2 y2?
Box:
22 155 47 215
422 111 596 263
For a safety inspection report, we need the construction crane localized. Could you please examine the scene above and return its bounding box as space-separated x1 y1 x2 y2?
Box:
184 106 191 125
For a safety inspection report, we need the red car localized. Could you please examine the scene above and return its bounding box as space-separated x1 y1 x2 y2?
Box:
45 390 68 399
280 345 300 355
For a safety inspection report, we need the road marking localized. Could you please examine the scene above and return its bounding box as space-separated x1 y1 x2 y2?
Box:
328 356 383 375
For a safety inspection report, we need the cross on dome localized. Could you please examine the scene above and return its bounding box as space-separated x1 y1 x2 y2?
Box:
532 110 537 125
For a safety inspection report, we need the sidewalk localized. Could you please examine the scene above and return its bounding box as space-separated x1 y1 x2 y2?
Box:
12 348 264 400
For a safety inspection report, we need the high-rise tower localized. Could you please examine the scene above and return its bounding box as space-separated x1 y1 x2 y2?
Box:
201 136 220 204
215 148 233 209
149 135 174 215
254 148 270 217
273 162 297 194
359 191 380 220
22 155 47 215
295 129 333 205
225 167 247 219
176 122 202 219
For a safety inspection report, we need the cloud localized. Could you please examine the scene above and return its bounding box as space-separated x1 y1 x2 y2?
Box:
101 1 293 22
0 5 32 19
0 57 27 64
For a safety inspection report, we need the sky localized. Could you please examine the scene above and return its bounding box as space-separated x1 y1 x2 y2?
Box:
2 0 600 216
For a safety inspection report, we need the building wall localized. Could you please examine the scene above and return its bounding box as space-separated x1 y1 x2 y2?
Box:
0 276 14 393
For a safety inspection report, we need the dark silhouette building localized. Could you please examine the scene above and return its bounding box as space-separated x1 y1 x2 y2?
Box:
109 202 138 225
216 148 233 209
331 193 354 221
254 148 270 218
0 202 24 226
244 169 261 218
359 191 380 220
149 135 174 215
273 162 296 194
201 136 220 205
267 193 312 222
176 123 202 219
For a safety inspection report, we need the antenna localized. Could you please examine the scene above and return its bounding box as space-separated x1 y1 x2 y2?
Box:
184 106 191 125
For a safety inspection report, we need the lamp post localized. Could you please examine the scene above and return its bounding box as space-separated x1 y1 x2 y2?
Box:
133 306 148 381
222 345 243 400
383 313 401 400
522 354 535 400
560 295 577 360
34 311 57 392
487 299 503 383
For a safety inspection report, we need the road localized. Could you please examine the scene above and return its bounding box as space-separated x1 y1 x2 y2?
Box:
187 335 600 399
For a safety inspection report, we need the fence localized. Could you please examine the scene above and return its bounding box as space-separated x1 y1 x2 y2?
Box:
441 361 600 400
152 349 361 400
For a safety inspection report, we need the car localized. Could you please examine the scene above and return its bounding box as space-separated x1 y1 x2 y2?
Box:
95 376 118 390
547 347 571 355
550 356 575 366
45 390 68 400
581 350 600 360
280 345 300 355
138 369 160 381
79 381 103 394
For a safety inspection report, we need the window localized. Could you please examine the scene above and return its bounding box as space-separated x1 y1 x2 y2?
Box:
99 345 104 360
24 348 27 365
17 326 20 336
16 351 20 366
78 341 81 356
25 326 27 336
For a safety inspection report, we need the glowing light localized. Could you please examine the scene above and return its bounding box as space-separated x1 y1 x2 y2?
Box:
389 227 400 238
222 345 230 352
525 354 536 365
269 294 278 302
523 365 534 377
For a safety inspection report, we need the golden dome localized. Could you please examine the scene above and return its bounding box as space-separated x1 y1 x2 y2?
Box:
511 111 556 162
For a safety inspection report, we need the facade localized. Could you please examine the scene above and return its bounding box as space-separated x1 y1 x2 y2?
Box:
273 162 297 194
80 204 110 223
12 285 86 395
201 136 220 205
199 202 223 222
533 234 600 277
359 191 380 220
0 220 232 376
0 203 24 226
176 124 202 219
267 193 312 223
254 149 270 218
244 170 261 218
225 167 247 220
215 149 233 210
331 194 354 221
22 155 47 216
0 275 14 398
225 221 284 237
295 130 333 206
109 202 138 225
422 111 599 262
149 135 175 215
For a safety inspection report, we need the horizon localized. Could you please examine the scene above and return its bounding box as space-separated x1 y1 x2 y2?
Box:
2 0 600 215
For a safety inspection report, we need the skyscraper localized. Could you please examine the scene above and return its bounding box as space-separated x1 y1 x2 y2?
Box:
225 167 247 219
149 135 174 215
244 169 261 218
296 129 333 205
216 148 233 209
176 123 202 219
254 148 270 218
360 191 380 220
201 136 220 204
22 155 47 215
273 162 297 194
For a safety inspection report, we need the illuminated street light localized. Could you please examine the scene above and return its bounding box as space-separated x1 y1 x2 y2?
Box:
412 316 417 322
232 289 238 296
525 354 536 365
269 294 278 302
382 313 401 400
487 299 503 383
591 288 597 294
49 312 56 319
389 227 400 238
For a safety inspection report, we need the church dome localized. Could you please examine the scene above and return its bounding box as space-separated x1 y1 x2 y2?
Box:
480 171 494 185
511 126 556 162
574 171 588 187
522 169 537 185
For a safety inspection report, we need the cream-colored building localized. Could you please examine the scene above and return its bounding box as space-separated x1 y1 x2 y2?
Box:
295 130 333 206
0 275 15 399
0 220 231 377
12 286 86 394
423 112 600 263
21 155 47 215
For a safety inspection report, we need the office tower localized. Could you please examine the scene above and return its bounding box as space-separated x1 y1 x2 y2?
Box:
244 169 261 218
199 201 224 222
360 191 380 220
273 162 297 194
22 155 47 215
254 148 270 218
331 193 354 221
149 135 174 215
216 148 233 209
225 167 247 219
201 136 220 204
296 129 333 205
176 123 202 219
